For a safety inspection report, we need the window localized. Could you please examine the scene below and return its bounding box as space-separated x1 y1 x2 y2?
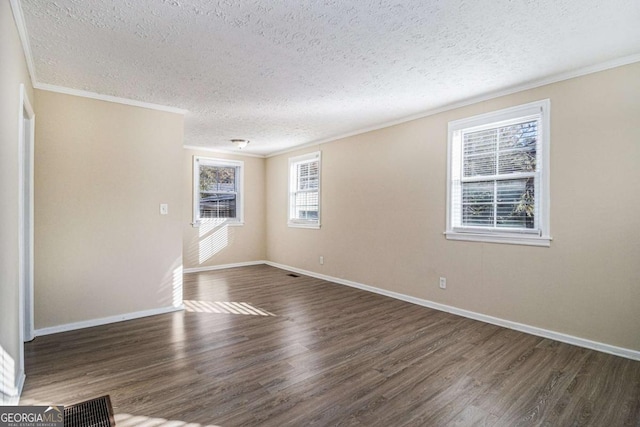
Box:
193 157 243 226
446 100 551 246
288 151 321 228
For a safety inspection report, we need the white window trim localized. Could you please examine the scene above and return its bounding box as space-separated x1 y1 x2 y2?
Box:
445 99 551 247
288 151 321 229
192 156 244 227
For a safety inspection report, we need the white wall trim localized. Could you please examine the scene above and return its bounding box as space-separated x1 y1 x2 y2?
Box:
10 3 187 116
17 82 36 354
11 0 638 159
34 83 188 115
14 371 25 404
264 261 640 361
445 99 551 246
34 305 184 337
10 0 639 158
266 53 640 158
9 0 37 85
183 145 266 159
183 260 266 274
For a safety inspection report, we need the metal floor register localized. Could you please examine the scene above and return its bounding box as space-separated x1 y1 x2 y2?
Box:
63 395 115 427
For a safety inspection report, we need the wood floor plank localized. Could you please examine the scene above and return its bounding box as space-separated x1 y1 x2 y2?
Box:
21 265 640 426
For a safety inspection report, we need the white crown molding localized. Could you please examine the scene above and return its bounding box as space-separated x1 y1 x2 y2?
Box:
183 145 266 159
9 0 37 85
264 261 640 361
183 260 266 274
267 53 640 158
35 83 188 115
11 0 187 116
266 140 323 158
33 305 184 337
10 0 640 160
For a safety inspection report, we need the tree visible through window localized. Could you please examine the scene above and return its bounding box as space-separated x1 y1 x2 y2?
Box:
193 157 243 225
447 100 551 246
461 120 537 229
199 165 237 219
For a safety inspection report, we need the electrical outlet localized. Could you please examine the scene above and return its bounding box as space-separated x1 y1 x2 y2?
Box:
319 256 324 265
439 277 446 289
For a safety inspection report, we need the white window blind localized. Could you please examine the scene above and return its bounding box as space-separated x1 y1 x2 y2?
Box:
289 152 321 228
447 100 551 246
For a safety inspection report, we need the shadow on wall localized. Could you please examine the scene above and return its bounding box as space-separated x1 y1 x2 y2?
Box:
186 219 235 265
157 258 184 308
0 345 16 404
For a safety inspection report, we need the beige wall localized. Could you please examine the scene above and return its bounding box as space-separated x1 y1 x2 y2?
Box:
1 0 34 401
266 63 640 351
183 149 266 269
34 90 184 329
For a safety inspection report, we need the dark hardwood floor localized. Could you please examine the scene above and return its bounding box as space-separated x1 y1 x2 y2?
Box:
22 265 640 426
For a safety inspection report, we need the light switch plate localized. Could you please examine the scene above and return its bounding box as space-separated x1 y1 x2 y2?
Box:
160 204 168 215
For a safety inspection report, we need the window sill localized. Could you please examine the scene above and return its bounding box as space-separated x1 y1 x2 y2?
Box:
444 231 551 247
288 222 321 229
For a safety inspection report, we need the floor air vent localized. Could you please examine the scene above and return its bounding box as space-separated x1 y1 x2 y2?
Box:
64 395 116 427
287 273 300 278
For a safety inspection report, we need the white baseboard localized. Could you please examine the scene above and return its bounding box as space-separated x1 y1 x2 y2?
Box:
34 305 184 337
28 262 640 361
14 372 25 405
183 260 266 274
264 261 640 361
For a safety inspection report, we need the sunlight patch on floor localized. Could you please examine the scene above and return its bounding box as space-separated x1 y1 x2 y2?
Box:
116 413 220 427
183 300 275 316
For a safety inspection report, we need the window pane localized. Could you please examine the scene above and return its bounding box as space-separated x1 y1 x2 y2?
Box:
463 204 494 226
216 167 236 190
199 193 237 219
297 161 319 191
294 191 318 220
462 181 494 226
496 179 535 228
448 101 548 241
460 120 537 229
289 153 321 225
463 128 497 177
299 176 319 191
298 210 319 220
193 158 243 225
200 165 236 192
298 163 309 178
498 121 537 174
462 181 494 204
498 121 537 150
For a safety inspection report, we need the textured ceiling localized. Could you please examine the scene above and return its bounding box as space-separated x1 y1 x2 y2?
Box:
19 0 640 155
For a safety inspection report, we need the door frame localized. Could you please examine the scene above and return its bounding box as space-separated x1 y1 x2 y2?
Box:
18 83 35 370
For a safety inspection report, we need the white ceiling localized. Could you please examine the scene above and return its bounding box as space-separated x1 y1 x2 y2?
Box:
18 0 640 156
